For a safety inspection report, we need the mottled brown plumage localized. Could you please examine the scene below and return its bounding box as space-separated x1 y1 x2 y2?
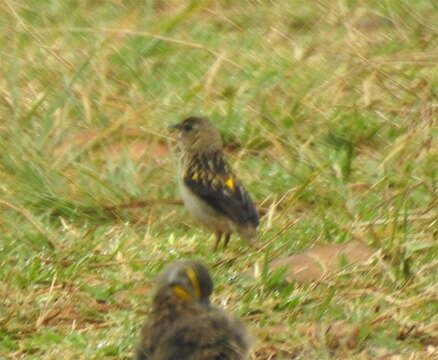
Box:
135 260 249 360
170 117 260 250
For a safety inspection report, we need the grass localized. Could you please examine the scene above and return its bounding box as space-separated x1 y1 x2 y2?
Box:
0 0 437 359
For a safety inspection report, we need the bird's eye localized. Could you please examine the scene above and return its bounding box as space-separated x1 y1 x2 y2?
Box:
183 123 193 131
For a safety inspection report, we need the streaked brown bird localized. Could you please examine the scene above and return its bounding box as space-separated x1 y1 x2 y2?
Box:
135 260 250 360
170 116 260 251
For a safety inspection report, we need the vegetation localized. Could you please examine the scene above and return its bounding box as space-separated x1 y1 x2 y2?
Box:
1 0 437 359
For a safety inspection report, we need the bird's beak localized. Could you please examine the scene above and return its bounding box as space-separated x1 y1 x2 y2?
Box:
168 123 183 131
168 123 183 141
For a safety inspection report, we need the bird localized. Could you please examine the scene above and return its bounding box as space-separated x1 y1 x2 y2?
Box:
134 259 250 360
170 116 260 251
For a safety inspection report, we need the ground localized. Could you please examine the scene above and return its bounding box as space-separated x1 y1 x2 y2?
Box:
0 1 437 359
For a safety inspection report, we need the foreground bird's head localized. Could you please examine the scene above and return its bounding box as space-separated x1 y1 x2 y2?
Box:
170 116 223 153
155 260 214 306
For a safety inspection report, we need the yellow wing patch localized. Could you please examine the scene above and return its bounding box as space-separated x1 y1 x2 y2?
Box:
225 177 235 191
191 172 198 180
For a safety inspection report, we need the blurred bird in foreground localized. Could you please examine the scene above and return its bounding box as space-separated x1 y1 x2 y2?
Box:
135 260 250 360
170 116 260 251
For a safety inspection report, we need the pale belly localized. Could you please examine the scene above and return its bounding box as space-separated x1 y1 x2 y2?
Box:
179 180 234 233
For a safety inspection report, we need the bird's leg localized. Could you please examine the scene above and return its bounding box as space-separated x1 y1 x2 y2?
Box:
213 231 222 251
223 233 231 250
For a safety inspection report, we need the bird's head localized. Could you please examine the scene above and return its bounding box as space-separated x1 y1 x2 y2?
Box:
156 260 213 305
169 116 223 153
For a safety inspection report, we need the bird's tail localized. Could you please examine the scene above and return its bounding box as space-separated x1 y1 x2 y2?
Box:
239 225 260 249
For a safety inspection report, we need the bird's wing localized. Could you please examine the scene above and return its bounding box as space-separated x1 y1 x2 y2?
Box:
183 152 259 227
154 313 247 360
